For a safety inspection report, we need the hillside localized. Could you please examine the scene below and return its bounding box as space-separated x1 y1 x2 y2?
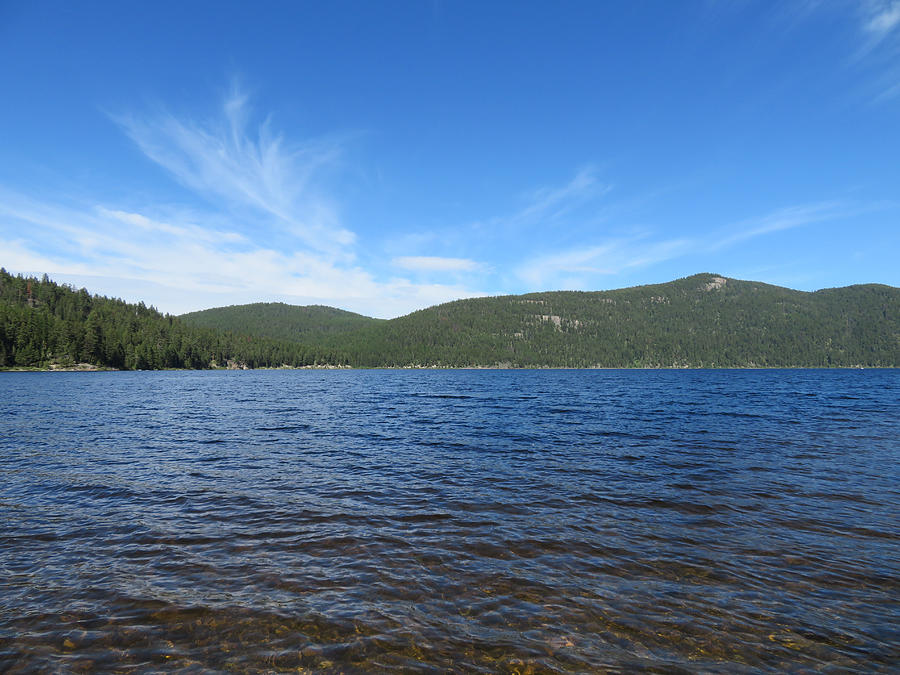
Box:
0 269 348 370
3 270 897 369
183 273 900 368
181 302 381 343
317 274 899 367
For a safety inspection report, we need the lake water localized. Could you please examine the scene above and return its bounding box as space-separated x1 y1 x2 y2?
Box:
1 369 898 672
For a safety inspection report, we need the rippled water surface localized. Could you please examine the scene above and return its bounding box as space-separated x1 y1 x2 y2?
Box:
1 369 898 672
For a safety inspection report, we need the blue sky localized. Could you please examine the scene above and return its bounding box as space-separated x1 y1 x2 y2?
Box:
1 1 898 318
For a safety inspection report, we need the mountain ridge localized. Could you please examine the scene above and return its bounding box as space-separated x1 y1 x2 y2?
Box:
181 273 899 322
178 273 900 368
2 268 897 369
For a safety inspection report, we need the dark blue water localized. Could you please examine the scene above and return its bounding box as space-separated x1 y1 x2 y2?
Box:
1 369 898 672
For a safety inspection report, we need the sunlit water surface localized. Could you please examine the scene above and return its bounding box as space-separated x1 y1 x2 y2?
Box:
1 369 898 672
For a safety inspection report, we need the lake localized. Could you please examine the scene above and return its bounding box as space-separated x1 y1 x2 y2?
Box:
1 369 898 672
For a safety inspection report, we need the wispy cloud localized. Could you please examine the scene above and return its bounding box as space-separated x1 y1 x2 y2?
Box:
99 208 246 245
113 84 354 252
392 256 483 272
849 0 900 99
863 0 900 42
450 167 612 241
387 167 612 281
507 167 611 229
0 85 500 318
759 1 900 101
1 170 495 315
866 2 900 100
516 236 691 289
0 191 482 317
709 201 848 250
515 199 860 291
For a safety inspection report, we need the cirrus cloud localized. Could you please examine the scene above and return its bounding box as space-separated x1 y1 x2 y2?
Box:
392 256 483 272
112 85 354 253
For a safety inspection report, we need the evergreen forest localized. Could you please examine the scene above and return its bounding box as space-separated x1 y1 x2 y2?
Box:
0 269 348 369
2 269 898 370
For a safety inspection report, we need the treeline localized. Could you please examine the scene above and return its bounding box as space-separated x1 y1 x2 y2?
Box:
333 275 898 367
0 269 347 369
4 270 898 370
184 274 900 368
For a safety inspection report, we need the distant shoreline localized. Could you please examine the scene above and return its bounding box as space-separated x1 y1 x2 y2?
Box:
5 271 897 371
1 365 889 373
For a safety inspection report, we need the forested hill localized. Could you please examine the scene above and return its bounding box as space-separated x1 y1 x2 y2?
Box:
184 274 900 368
181 302 381 343
2 269 898 369
0 269 348 369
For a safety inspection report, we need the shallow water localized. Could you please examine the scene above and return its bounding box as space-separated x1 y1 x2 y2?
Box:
1 369 898 672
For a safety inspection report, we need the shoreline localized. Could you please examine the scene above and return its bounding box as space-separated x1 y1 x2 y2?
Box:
1 365 889 373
